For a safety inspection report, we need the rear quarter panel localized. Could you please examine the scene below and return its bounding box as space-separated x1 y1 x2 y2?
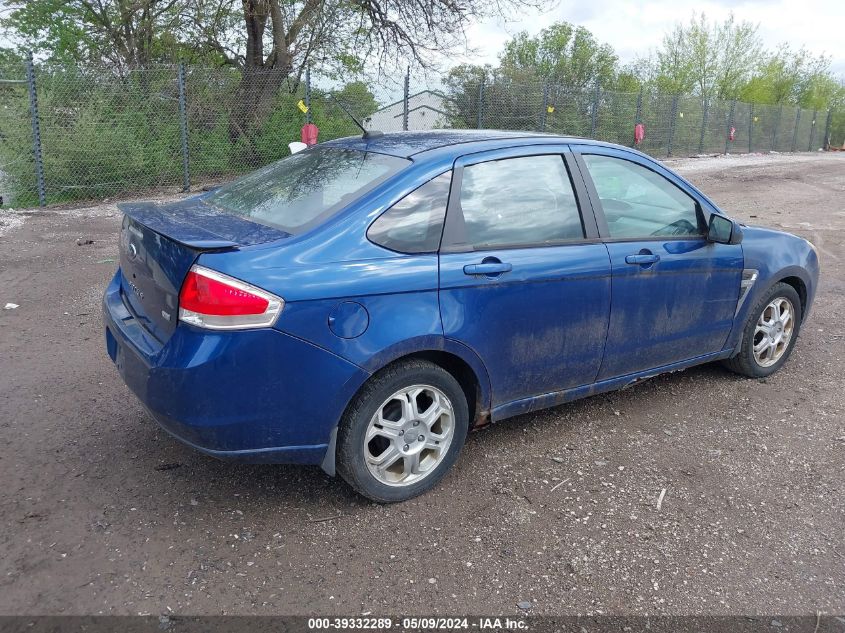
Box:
195 155 494 412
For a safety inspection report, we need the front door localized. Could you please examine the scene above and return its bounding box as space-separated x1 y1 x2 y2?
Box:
438 148 612 407
573 148 744 380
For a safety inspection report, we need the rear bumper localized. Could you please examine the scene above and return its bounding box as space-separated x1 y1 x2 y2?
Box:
103 271 369 464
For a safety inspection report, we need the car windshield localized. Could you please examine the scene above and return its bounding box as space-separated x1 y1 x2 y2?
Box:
205 148 409 234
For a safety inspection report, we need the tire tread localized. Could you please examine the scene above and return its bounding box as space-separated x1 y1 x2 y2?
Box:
336 359 468 503
722 282 802 378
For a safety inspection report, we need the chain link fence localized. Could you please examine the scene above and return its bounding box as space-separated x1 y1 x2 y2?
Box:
0 60 841 208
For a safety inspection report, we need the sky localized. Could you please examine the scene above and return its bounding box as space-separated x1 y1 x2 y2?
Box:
459 0 845 77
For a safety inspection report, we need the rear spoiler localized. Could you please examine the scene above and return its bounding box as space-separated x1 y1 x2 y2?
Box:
117 200 290 249
118 201 239 249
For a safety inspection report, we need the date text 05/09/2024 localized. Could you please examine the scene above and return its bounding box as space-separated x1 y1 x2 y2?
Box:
307 617 529 631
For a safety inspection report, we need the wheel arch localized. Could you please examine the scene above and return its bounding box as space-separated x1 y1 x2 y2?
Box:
722 274 806 377
398 350 487 428
754 266 812 322
778 275 807 318
321 337 492 476
361 337 492 428
728 267 811 358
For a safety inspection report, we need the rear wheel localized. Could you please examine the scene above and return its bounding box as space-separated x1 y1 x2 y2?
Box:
336 360 469 503
723 282 802 378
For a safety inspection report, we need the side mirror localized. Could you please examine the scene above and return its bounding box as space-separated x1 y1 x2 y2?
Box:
707 214 743 245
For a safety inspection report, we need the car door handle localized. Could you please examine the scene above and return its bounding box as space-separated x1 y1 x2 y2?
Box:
463 262 513 276
625 254 660 265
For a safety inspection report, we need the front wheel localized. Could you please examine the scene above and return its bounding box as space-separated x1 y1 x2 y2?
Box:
336 360 469 503
723 282 802 378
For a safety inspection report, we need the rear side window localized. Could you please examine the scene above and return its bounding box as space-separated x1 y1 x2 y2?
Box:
458 155 584 249
368 172 451 253
582 154 702 238
205 148 409 234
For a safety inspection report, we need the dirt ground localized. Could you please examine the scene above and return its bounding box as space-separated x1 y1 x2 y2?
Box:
0 152 843 617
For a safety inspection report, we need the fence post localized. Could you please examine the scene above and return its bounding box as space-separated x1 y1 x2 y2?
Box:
304 65 312 124
823 109 833 149
476 79 485 129
808 109 817 151
698 99 709 154
25 52 46 207
633 88 643 147
635 87 643 123
771 104 782 152
725 99 736 154
791 109 801 152
667 94 679 155
540 81 549 131
177 63 190 192
748 103 754 153
590 82 601 137
402 67 409 131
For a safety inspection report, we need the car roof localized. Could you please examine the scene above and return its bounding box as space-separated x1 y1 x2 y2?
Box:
320 129 630 159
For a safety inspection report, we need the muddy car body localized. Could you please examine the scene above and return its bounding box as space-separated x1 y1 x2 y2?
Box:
103 131 819 501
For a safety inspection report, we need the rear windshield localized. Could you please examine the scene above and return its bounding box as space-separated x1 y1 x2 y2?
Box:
205 148 409 234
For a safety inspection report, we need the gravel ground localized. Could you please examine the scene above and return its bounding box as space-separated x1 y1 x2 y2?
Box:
0 152 843 616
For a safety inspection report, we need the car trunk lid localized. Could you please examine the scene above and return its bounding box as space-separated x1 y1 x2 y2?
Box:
117 198 290 342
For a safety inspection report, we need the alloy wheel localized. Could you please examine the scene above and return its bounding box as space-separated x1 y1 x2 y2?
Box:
363 385 455 487
753 297 795 368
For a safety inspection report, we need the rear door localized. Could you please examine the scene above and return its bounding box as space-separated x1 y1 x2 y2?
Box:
438 146 611 407
572 146 743 379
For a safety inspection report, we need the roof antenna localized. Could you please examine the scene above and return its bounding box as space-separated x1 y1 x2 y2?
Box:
330 95 383 140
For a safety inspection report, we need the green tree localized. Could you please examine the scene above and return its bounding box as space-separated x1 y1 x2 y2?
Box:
443 23 636 134
499 22 618 90
651 12 762 100
798 73 844 110
442 63 493 128
0 47 26 75
612 67 642 94
3 0 540 140
443 62 551 131
330 80 379 120
1 0 206 70
739 45 836 106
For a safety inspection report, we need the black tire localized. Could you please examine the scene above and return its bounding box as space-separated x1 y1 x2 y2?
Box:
723 282 802 378
336 359 469 503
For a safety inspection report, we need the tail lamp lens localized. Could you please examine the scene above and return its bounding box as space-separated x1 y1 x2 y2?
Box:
178 265 283 330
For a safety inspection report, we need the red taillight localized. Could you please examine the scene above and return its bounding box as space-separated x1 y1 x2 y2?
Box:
178 266 283 330
181 270 269 316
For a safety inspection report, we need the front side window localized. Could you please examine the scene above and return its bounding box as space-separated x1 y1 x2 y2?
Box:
458 155 584 249
582 154 702 239
205 148 409 234
368 172 451 253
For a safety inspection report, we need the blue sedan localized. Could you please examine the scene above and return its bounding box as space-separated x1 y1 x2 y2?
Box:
103 130 819 502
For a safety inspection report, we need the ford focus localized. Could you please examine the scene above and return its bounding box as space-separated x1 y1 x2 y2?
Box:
103 130 819 502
